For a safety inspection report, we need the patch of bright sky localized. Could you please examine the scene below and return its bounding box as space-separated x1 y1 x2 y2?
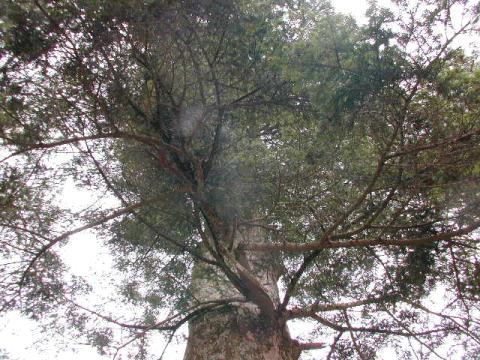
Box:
334 0 377 23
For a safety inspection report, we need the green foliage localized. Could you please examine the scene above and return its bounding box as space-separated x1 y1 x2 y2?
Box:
0 0 479 359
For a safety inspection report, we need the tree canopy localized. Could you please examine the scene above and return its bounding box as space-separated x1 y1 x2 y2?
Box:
1 0 480 359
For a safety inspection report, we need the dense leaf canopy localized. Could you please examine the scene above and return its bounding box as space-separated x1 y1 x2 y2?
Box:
1 0 480 359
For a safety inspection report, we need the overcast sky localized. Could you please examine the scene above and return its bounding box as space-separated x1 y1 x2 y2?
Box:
0 1 399 360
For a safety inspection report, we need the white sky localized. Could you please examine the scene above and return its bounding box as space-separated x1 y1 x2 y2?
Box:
334 0 377 22
0 1 469 359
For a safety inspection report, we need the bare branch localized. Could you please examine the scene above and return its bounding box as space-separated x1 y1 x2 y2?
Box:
297 341 326 351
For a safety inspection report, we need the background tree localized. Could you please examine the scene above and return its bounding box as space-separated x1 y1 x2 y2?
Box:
1 0 479 359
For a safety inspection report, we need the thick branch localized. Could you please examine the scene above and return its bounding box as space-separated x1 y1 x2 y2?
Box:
246 220 480 253
297 342 326 350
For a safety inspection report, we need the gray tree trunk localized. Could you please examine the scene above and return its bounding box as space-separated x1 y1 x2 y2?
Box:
183 226 301 360
183 307 301 360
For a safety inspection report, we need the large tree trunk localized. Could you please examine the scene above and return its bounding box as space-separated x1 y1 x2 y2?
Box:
183 307 301 360
183 226 301 360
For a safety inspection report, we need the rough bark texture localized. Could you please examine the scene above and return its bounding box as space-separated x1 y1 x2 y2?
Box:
183 307 301 360
183 226 300 360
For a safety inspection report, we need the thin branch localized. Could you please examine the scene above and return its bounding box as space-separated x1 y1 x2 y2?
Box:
326 331 344 360
343 310 367 360
279 124 401 311
67 296 244 331
311 314 453 338
288 294 395 319
386 129 480 160
0 223 51 242
84 146 215 265
0 130 184 163
382 307 448 360
402 300 480 344
20 195 177 286
111 298 243 359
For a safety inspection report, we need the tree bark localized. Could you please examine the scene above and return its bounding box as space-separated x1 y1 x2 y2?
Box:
183 306 301 360
183 226 301 360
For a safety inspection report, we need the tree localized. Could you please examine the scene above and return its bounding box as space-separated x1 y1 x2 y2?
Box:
1 0 480 358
